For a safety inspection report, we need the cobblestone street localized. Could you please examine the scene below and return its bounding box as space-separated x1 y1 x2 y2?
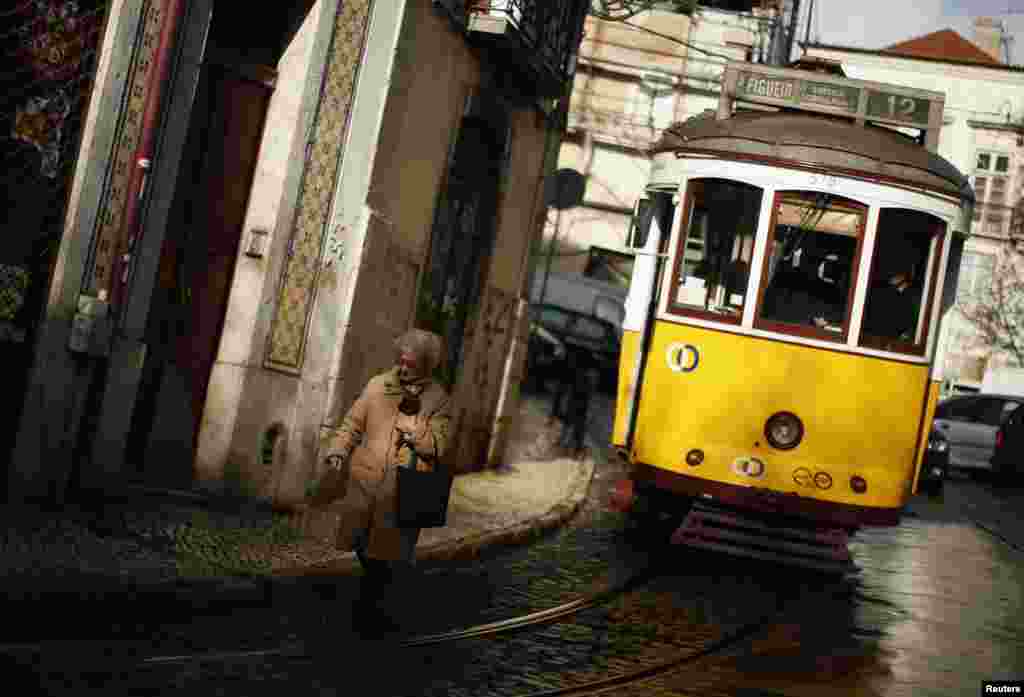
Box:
4 390 1024 696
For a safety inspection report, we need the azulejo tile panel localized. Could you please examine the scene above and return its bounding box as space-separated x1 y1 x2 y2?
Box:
265 0 374 374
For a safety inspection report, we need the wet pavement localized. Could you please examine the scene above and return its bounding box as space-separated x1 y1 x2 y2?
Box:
4 385 1024 695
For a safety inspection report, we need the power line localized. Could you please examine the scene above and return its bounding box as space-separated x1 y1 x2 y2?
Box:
620 19 740 61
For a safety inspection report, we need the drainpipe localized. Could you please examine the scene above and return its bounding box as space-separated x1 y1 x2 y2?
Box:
109 0 187 313
485 96 568 468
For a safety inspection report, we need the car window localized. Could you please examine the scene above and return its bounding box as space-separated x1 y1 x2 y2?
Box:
977 399 1010 427
937 397 977 421
536 306 571 332
571 316 611 342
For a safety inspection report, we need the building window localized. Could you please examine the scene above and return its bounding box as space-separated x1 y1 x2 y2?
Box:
974 150 1013 237
667 178 763 324
755 192 866 342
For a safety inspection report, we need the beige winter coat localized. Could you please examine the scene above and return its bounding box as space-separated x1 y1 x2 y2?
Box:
322 367 452 561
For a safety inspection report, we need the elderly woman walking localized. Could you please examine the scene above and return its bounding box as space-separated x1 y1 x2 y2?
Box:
311 329 451 636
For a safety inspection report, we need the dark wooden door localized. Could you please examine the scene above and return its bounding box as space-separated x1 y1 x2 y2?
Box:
185 64 270 435
135 59 273 468
182 63 271 437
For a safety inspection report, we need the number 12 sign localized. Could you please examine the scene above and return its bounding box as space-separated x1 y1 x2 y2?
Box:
865 89 931 126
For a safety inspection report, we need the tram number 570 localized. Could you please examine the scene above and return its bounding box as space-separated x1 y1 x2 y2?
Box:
667 343 700 373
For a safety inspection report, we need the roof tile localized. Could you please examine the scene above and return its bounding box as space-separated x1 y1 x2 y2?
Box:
886 29 998 64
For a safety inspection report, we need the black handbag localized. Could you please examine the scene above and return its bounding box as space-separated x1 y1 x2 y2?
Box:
396 449 453 528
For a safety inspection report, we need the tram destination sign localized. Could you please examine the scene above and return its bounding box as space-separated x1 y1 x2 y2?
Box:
727 63 942 134
736 71 860 113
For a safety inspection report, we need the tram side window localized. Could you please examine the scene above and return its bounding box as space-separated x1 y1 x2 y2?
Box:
757 192 865 340
667 179 763 322
859 209 944 354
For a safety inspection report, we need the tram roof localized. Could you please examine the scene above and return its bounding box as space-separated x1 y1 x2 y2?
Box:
651 110 974 202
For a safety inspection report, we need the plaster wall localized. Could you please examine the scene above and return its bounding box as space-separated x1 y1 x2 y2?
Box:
193 0 335 496
332 1 553 474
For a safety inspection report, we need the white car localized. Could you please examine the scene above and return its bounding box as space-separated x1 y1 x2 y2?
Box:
932 394 1024 471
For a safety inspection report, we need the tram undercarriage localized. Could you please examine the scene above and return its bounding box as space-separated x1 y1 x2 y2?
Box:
613 478 857 574
671 501 854 575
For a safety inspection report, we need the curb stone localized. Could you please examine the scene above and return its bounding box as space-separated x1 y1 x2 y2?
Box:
413 457 596 564
272 457 596 574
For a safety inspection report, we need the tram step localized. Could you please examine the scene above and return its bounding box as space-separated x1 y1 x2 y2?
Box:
673 536 855 575
671 504 853 570
686 505 850 546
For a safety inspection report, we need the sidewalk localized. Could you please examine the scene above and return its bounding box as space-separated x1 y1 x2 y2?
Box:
0 396 595 637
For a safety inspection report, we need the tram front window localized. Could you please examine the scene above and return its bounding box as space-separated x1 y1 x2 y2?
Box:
668 178 763 323
757 192 865 339
860 209 944 354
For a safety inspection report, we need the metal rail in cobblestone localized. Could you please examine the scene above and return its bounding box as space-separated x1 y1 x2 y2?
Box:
399 567 655 647
508 611 780 697
136 564 658 665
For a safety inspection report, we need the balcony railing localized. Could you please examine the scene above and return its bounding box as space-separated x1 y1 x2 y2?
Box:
435 0 590 97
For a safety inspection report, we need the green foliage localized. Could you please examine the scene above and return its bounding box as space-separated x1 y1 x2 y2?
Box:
173 511 303 578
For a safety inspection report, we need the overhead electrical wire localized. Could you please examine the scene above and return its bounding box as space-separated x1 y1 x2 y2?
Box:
620 19 750 61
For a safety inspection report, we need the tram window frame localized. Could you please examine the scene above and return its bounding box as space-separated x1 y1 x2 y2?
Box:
857 209 946 356
752 191 867 343
665 178 764 325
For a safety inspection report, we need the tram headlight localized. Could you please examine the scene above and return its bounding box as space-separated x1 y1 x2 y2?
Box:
764 412 804 451
686 449 704 466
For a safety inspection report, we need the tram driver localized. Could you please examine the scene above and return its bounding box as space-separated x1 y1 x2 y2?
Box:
862 268 922 342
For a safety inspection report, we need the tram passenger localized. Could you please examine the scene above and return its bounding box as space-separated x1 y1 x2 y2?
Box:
862 270 921 341
311 329 451 636
766 266 841 329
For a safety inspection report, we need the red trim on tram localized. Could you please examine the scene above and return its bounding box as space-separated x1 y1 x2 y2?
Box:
631 462 901 527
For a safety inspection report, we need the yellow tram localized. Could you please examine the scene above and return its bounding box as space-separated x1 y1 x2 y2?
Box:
612 62 975 571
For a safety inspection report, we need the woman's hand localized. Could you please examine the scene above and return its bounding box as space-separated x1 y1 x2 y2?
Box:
397 408 427 436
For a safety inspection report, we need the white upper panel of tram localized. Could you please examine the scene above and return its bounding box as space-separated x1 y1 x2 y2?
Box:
627 62 971 374
626 159 958 369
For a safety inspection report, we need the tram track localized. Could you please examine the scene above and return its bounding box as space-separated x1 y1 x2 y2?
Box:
136 563 659 665
0 561 659 669
0 552 856 697
141 560 848 697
